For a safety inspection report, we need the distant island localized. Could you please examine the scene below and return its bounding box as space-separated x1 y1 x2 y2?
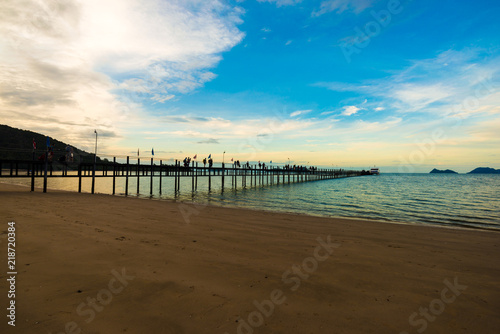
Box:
467 167 500 174
430 168 458 174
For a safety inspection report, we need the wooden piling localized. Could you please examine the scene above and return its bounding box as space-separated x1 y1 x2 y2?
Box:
136 158 140 194
78 163 82 193
150 158 154 196
191 160 195 192
174 160 177 193
159 160 162 194
43 155 48 193
208 165 211 192
125 156 129 196
112 157 116 195
221 163 225 190
30 161 35 192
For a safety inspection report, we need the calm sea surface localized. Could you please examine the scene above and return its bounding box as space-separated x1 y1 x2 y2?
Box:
4 173 500 231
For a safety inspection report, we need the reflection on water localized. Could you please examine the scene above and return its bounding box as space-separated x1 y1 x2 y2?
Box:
4 173 500 231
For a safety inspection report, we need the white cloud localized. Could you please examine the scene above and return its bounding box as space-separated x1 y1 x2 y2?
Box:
342 105 361 116
0 0 245 149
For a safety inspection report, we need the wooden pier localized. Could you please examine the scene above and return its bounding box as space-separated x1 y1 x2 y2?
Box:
0 158 367 195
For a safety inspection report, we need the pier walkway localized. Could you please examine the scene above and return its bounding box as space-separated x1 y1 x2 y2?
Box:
0 158 367 195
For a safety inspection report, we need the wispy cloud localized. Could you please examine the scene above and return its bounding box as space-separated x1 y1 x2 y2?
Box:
312 0 376 17
290 109 313 117
197 138 220 144
257 0 303 7
315 49 500 115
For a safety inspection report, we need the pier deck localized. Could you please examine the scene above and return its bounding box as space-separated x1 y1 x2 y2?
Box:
0 158 367 195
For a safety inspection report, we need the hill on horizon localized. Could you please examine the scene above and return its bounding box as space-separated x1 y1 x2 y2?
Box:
0 124 100 163
467 167 500 174
430 168 458 174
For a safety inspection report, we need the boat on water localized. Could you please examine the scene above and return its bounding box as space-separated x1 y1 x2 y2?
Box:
370 167 380 175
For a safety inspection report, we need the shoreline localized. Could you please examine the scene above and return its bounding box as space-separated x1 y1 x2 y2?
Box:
1 182 499 333
2 179 498 233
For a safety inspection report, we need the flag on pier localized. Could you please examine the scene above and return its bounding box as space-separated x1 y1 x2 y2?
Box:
193 154 197 159
231 158 233 162
152 148 154 156
46 136 50 148
33 138 36 150
208 154 211 159
137 148 139 156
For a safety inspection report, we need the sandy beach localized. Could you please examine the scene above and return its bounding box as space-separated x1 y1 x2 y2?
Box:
0 183 499 334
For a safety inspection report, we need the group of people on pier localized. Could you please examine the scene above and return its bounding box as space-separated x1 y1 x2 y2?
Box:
202 157 214 168
284 165 317 172
38 145 74 164
193 159 319 172
182 156 192 167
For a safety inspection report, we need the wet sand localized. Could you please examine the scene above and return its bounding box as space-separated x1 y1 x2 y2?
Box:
0 183 499 334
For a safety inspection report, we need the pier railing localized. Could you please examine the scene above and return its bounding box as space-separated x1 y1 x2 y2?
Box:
0 158 367 194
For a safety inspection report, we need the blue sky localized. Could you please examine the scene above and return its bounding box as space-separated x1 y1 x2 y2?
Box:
1 0 499 172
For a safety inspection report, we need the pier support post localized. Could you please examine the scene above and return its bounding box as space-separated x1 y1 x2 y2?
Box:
208 166 211 192
112 157 116 195
177 160 181 192
91 161 96 194
150 158 154 196
30 161 35 192
222 163 225 191
159 160 162 194
137 158 140 194
78 163 82 193
174 160 178 193
43 154 48 193
125 156 129 196
192 160 195 192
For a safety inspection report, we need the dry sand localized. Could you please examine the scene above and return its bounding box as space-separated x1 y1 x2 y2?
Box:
0 183 499 334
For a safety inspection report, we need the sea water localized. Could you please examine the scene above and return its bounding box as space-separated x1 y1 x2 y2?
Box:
4 173 499 231
194 173 500 231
